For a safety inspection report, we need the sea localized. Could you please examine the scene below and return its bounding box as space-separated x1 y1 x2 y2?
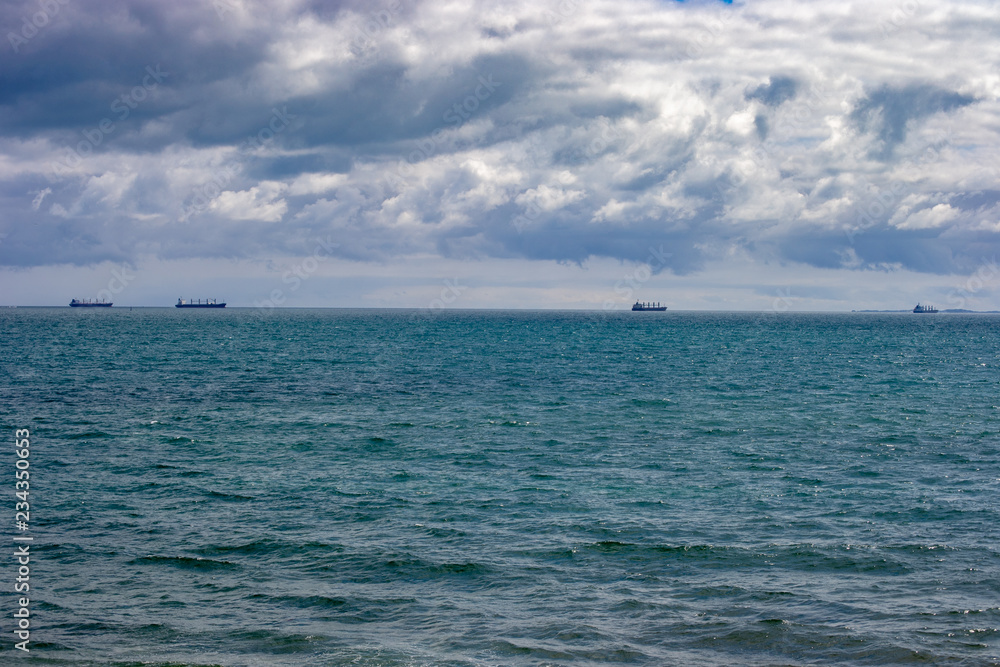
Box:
1 308 998 666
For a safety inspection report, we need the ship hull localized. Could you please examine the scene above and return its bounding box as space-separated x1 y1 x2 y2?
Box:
176 304 226 308
70 302 112 307
632 306 667 311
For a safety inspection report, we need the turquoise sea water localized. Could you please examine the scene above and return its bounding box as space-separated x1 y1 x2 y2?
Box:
1 308 999 666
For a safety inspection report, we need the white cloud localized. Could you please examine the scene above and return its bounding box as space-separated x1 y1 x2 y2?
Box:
208 183 288 222
289 173 347 196
30 188 51 211
893 203 959 230
514 184 585 212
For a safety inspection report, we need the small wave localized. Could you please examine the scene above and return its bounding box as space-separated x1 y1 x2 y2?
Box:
586 541 743 559
610 598 662 612
414 525 467 539
200 489 255 502
487 639 575 660
197 539 345 560
380 557 492 579
66 430 111 440
783 545 912 575
221 628 327 651
511 547 578 560
133 555 240 571
195 540 282 556
252 593 348 609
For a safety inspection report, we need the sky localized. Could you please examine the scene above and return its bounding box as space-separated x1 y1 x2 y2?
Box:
1 0 999 310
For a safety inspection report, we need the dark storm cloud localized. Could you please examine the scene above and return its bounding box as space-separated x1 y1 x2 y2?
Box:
0 0 997 283
0 1 270 129
753 114 768 140
777 223 1000 276
949 189 1000 212
245 152 350 180
744 76 797 141
286 54 532 153
484 224 706 274
745 76 798 107
850 84 976 159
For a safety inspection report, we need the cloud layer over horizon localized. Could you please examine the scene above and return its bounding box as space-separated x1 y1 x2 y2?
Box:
2 0 999 287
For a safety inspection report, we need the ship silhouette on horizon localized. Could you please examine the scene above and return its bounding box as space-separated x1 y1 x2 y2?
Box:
176 298 226 308
70 298 112 307
632 301 667 311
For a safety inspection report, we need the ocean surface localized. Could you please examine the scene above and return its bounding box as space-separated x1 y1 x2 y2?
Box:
2 308 999 666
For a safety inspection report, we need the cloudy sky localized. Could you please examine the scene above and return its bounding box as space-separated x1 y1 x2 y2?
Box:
2 0 999 309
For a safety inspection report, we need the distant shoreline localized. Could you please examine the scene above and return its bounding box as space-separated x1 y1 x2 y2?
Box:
851 309 1000 313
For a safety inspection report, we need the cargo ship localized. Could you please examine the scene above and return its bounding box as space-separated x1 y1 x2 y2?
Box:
70 298 112 307
176 298 226 308
632 301 667 311
912 303 938 313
